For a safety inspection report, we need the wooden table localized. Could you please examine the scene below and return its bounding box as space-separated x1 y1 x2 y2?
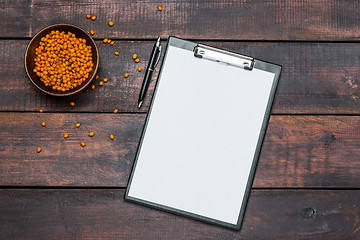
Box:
1 0 360 239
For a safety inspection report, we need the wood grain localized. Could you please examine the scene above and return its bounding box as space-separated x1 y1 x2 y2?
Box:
1 189 359 239
1 113 360 188
1 0 360 40
1 40 360 114
256 115 360 188
1 1 359 239
0 113 144 186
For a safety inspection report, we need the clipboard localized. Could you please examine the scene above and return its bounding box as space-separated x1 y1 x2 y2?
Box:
125 37 281 230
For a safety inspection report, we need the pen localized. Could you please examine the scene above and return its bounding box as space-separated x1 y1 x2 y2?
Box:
138 37 162 108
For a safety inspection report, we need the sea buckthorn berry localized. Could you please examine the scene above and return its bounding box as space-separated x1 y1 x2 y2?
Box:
132 54 137 59
137 66 142 72
91 84 95 90
135 58 140 63
158 6 162 11
86 14 91 19
114 109 118 113
95 75 99 80
33 30 93 92
108 21 114 27
103 78 108 82
69 101 75 107
107 39 111 44
39 109 44 113
76 123 81 128
37 147 42 153
110 41 114 45
89 132 94 137
41 122 46 127
124 73 129 78
64 133 69 138
90 30 94 35
103 38 108 43
91 15 96 21
110 135 114 140
114 51 119 56
99 81 103 86
80 142 86 147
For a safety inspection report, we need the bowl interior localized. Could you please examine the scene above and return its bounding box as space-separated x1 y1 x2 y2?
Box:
25 24 99 96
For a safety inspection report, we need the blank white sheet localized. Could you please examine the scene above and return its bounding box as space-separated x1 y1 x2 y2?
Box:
127 45 275 225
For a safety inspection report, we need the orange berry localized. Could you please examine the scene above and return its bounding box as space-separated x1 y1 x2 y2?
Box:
124 73 129 78
103 78 108 83
132 54 137 59
86 14 91 19
39 109 44 113
91 15 96 21
108 21 114 27
80 142 86 147
95 75 99 79
90 30 94 35
34 30 93 92
110 135 114 140
91 84 95 90
64 133 69 138
114 109 118 113
114 51 119 56
89 132 94 137
37 147 42 153
76 123 80 128
137 66 142 72
135 58 140 63
158 6 162 11
41 122 46 127
99 81 103 86
69 101 75 107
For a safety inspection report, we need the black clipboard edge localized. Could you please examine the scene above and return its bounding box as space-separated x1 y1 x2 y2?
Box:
125 36 282 231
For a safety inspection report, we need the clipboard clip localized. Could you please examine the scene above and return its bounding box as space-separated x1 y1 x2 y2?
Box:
193 44 254 70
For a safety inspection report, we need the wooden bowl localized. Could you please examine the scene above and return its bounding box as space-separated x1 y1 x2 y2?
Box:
24 24 99 96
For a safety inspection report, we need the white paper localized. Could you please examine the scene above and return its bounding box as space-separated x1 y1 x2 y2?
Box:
128 45 275 225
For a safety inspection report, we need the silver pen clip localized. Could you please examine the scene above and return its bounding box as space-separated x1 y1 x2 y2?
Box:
194 44 254 70
149 46 161 71
154 46 162 67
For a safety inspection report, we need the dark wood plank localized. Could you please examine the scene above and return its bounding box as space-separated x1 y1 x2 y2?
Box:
1 189 359 239
1 0 360 40
1 40 360 114
256 115 360 188
0 113 144 186
1 113 360 187
0 0 31 38
0 40 148 113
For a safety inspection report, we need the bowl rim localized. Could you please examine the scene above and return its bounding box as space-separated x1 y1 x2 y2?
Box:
24 23 99 96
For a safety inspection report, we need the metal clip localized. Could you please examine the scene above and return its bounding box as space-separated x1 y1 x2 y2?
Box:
154 46 162 67
194 44 254 70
